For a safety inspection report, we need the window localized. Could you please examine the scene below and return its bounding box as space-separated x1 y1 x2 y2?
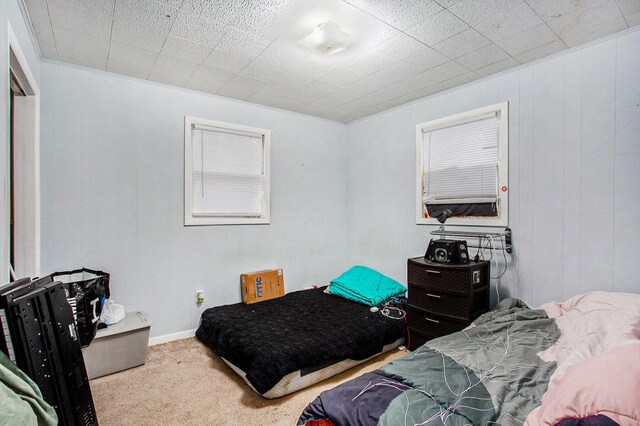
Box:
416 102 508 226
184 116 270 225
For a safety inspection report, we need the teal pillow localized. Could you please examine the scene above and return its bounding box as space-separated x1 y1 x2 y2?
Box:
327 266 407 306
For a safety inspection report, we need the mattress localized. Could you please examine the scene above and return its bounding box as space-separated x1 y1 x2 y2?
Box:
221 337 405 399
298 292 640 426
195 287 406 397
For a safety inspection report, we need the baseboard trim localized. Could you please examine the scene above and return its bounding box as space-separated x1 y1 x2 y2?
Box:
148 329 197 346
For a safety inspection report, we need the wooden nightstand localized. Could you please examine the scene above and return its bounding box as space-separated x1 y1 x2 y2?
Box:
406 257 490 351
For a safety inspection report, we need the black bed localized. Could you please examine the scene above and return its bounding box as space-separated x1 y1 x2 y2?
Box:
195 287 406 398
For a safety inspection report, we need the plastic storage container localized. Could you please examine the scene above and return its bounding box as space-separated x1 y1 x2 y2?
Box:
82 311 152 380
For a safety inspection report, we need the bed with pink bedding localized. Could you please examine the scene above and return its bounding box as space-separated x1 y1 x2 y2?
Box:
298 291 640 426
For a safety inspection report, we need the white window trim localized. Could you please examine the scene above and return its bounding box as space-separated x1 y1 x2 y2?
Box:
415 102 509 227
184 116 271 226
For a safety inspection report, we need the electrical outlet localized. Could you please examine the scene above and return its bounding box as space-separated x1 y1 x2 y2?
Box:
196 289 205 304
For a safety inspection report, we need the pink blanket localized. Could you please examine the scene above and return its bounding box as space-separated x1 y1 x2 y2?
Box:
525 291 640 425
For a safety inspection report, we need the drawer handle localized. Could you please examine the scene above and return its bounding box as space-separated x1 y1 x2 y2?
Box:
426 293 441 299
425 317 440 324
425 269 441 274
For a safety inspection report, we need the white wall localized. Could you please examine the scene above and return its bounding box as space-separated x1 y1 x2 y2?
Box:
39 62 348 338
346 28 640 308
1 0 41 282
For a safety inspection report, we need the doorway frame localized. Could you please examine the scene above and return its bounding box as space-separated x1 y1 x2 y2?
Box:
1 21 40 281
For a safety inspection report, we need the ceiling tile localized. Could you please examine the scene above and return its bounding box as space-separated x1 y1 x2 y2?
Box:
273 0 318 19
513 39 566 63
349 75 389 93
169 10 226 47
394 60 469 92
546 0 625 37
153 55 200 77
525 0 604 21
470 2 544 42
355 84 414 108
179 0 239 22
217 75 269 99
192 64 236 84
319 67 365 87
239 59 285 82
616 0 640 15
494 23 560 55
345 0 443 30
371 47 449 83
271 70 317 89
49 0 115 16
560 16 628 47
158 36 212 63
107 41 158 79
432 70 481 91
290 55 338 77
435 0 460 7
455 44 510 70
405 9 469 46
626 11 640 26
299 96 344 114
475 57 520 77
204 49 254 73
255 39 310 68
347 33 425 74
432 28 492 58
325 88 361 103
48 0 112 39
248 82 303 104
154 0 184 8
38 42 59 59
111 0 177 53
216 28 273 58
148 68 191 87
185 77 229 94
295 80 341 99
230 8 299 41
448 0 523 24
267 97 309 111
23 0 56 48
53 27 109 69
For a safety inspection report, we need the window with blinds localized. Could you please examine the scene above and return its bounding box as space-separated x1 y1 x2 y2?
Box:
184 117 270 225
416 102 508 226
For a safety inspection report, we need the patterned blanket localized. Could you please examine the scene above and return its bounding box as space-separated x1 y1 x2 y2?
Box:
299 299 560 426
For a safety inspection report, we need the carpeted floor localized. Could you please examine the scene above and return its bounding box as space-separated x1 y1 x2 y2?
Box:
89 337 407 425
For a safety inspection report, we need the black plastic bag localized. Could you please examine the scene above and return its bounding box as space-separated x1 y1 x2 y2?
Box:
49 268 111 347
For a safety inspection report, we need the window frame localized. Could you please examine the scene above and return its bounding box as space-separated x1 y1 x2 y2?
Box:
184 116 271 226
415 102 509 227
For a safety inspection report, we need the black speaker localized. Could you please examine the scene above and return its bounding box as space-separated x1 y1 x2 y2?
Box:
425 239 470 264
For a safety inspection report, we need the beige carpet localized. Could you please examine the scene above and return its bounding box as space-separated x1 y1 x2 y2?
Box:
89 337 407 425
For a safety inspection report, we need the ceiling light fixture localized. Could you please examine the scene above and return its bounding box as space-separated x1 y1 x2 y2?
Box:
300 21 352 55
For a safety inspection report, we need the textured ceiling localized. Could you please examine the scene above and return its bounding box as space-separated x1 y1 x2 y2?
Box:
23 0 639 122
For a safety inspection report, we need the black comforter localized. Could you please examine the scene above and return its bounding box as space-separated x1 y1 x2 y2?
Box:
195 287 406 395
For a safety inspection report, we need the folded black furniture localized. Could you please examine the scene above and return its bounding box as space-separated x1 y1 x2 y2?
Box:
0 277 98 426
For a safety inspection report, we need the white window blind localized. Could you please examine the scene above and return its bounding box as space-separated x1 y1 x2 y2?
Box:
191 125 265 217
422 113 500 205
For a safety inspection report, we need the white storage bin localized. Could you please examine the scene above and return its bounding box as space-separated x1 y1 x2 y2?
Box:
82 311 152 380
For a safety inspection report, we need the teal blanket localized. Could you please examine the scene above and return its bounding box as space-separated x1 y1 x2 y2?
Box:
0 351 57 426
327 266 406 306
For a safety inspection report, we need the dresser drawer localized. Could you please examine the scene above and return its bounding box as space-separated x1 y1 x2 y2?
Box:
408 287 470 320
407 263 470 294
407 307 467 337
407 328 431 351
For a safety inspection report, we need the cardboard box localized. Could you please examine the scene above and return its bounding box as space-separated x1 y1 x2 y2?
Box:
241 269 284 304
